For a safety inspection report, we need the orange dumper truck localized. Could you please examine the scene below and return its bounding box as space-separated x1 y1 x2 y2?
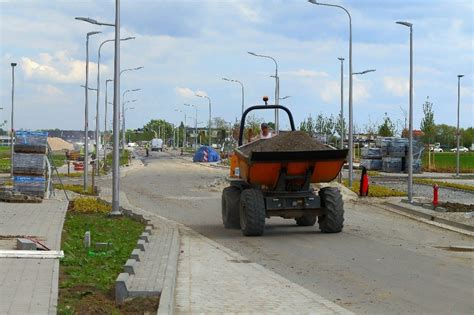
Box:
223 105 348 236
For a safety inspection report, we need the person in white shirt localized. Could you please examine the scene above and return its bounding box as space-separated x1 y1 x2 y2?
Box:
259 123 272 139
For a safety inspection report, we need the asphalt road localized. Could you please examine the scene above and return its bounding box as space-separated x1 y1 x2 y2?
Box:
117 152 473 314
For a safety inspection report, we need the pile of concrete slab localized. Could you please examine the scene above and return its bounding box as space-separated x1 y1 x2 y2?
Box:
361 137 424 173
13 131 48 198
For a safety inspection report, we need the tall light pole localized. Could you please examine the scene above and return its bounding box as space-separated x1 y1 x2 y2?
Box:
337 57 344 183
308 0 353 186
196 94 212 146
81 31 101 191
248 52 279 132
75 7 121 215
396 20 413 202
122 88 141 149
103 79 113 165
222 77 245 116
184 103 198 149
456 74 464 177
175 109 185 149
10 62 16 178
123 104 135 145
95 37 134 175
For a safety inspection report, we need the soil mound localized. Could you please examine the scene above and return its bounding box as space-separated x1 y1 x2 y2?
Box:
48 137 74 152
239 131 331 155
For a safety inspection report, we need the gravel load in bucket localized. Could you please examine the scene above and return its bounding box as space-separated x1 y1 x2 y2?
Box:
239 131 331 155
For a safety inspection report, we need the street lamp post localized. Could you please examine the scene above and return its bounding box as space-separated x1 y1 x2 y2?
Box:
95 37 134 175
10 62 16 178
248 52 279 132
82 31 101 191
396 20 413 202
121 89 141 150
338 57 344 183
456 74 464 177
196 94 212 146
103 79 113 165
308 0 353 186
175 109 186 149
222 78 245 116
184 103 198 149
75 14 119 213
123 104 135 146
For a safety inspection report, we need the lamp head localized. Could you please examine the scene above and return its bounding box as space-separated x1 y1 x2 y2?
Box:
396 21 412 28
458 74 464 78
308 0 319 4
338 57 344 61
134 66 144 70
222 77 230 81
123 37 135 41
247 51 257 56
87 31 101 36
76 17 98 24
11 62 17 67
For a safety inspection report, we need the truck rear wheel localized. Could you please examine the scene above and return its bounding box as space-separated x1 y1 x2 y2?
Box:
239 189 266 236
295 214 317 226
221 186 241 229
318 187 344 233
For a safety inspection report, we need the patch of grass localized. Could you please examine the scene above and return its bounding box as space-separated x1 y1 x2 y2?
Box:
54 184 96 196
422 152 474 173
58 204 154 314
414 178 474 192
343 179 406 197
58 172 83 178
72 197 112 213
104 150 131 168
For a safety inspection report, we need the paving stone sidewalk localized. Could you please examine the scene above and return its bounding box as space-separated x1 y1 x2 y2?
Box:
175 226 352 314
0 199 68 315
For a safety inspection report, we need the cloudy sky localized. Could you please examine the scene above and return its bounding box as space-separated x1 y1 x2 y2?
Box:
0 0 472 133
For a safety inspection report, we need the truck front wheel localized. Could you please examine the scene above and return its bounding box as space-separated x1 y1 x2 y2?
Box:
318 187 344 233
239 189 266 236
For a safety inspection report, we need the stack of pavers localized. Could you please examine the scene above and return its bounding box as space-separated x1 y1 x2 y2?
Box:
361 137 424 173
12 131 48 199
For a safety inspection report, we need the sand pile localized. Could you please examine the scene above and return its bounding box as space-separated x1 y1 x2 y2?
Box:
239 131 331 155
48 137 74 152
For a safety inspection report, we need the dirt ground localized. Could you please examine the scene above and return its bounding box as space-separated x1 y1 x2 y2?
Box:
239 131 330 154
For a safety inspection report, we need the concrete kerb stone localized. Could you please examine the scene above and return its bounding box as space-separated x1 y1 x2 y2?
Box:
123 259 136 275
115 273 129 304
139 232 150 243
378 201 474 237
135 239 146 251
130 249 141 261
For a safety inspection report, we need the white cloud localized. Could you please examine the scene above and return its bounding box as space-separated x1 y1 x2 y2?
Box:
320 80 339 102
230 1 261 23
383 76 408 97
36 84 63 96
175 87 196 98
20 51 107 84
283 69 329 78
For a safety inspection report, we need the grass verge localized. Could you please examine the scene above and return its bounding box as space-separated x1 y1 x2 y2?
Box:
414 178 474 192
343 179 407 197
53 184 97 196
422 152 474 173
58 198 159 314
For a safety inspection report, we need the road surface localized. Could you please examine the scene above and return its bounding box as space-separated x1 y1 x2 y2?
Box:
113 152 473 314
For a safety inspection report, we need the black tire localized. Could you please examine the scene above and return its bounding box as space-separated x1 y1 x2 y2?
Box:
239 189 266 236
221 186 241 229
318 187 344 233
295 214 317 226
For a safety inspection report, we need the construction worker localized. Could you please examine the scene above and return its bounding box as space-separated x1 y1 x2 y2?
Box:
251 123 273 142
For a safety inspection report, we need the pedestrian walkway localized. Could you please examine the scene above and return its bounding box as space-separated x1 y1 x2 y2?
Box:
175 226 352 314
0 199 68 314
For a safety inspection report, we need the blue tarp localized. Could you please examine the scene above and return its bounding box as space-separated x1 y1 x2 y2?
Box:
193 146 221 162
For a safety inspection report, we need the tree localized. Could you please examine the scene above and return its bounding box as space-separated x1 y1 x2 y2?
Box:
299 115 315 136
378 113 396 137
420 96 436 144
363 116 378 140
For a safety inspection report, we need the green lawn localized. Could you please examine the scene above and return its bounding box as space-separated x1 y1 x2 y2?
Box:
422 152 474 173
58 209 147 313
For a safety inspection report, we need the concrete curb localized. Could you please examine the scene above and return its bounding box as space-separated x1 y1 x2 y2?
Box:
378 201 474 237
157 227 180 315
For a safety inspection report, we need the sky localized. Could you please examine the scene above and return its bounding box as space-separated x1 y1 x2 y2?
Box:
0 0 473 134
